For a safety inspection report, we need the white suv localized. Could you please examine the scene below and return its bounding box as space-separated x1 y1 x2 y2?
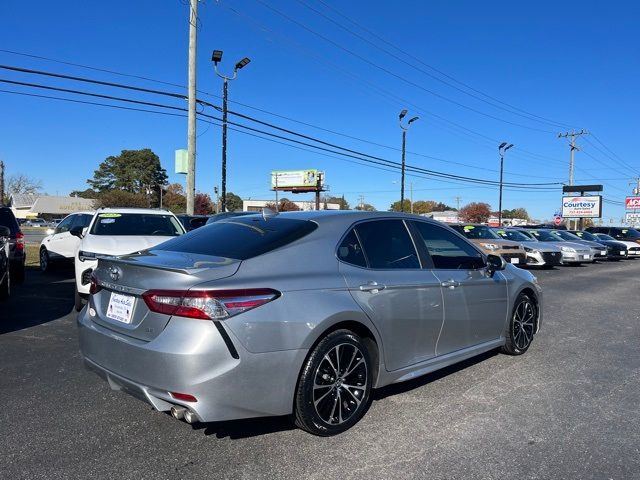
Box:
72 208 186 311
39 211 94 272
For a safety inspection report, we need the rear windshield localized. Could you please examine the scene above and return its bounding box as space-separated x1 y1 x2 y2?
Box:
0 209 19 234
154 217 318 260
90 213 184 236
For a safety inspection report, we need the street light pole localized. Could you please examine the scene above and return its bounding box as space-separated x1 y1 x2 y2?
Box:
498 142 514 226
212 51 250 212
399 110 419 213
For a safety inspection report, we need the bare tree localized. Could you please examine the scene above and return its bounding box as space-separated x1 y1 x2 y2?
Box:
8 174 43 195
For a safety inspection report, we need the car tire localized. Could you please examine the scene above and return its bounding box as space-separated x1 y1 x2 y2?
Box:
74 289 86 312
294 329 373 436
0 270 9 300
40 248 52 272
501 293 537 356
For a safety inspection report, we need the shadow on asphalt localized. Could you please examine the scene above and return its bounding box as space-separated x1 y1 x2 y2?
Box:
194 415 296 439
189 351 500 439
372 350 498 401
0 265 75 334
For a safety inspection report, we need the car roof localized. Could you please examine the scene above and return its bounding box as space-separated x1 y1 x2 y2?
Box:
93 207 176 215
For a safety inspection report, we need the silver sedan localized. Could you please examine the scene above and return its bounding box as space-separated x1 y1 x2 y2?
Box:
78 211 542 436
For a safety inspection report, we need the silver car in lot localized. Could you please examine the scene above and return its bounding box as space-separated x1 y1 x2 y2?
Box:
515 229 592 265
493 228 562 268
78 211 543 436
550 229 608 261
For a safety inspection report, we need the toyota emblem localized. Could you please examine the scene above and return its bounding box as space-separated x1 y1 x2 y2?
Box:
108 266 121 281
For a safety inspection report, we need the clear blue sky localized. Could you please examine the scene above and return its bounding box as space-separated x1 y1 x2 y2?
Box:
1 0 638 221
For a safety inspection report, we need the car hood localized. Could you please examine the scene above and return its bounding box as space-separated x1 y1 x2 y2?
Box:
80 235 176 256
520 241 561 252
550 241 591 252
616 240 639 249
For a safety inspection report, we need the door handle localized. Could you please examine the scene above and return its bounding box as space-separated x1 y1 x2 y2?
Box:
441 279 461 289
359 281 386 293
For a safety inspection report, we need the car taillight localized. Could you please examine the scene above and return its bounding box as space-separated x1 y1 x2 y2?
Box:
89 272 102 295
15 231 24 250
142 288 280 320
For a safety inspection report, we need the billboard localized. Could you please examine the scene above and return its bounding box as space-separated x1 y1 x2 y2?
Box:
271 170 323 189
625 197 640 210
625 213 640 224
561 195 602 218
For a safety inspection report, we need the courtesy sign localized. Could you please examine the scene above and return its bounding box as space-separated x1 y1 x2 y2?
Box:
561 195 602 218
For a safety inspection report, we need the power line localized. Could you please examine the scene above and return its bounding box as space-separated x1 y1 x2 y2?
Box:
0 65 565 188
314 0 576 131
253 0 556 133
0 48 570 169
296 0 571 130
0 82 561 191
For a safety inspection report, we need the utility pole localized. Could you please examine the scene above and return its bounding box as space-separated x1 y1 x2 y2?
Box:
498 142 514 226
358 194 364 210
185 0 198 215
454 196 462 211
558 129 588 228
274 173 279 212
0 160 5 206
398 109 419 212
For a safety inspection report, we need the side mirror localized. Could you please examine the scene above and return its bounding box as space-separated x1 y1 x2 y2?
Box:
486 254 506 277
0 226 10 237
70 226 84 239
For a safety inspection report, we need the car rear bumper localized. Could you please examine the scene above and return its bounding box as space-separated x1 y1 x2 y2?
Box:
77 308 307 422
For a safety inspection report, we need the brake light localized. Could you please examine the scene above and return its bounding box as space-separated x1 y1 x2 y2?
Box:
15 231 24 251
142 288 280 320
89 272 102 295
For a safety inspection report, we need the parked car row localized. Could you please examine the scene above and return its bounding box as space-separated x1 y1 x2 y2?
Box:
447 222 639 268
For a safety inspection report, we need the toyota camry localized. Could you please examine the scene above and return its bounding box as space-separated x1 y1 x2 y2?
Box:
78 211 542 436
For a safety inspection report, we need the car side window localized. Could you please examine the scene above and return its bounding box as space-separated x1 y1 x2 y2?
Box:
354 220 420 269
337 229 367 268
74 214 92 228
56 216 75 234
411 221 485 270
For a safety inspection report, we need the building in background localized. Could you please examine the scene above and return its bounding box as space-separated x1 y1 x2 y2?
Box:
9 194 95 219
427 210 460 224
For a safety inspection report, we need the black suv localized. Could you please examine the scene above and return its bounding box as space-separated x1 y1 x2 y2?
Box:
0 225 10 299
586 226 640 245
0 207 26 283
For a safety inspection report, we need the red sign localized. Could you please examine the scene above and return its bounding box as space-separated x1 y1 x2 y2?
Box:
554 216 562 226
625 197 640 209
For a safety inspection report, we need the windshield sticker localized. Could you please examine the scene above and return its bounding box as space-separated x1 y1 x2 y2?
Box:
497 230 505 234
100 218 116 224
463 226 475 231
98 213 122 218
622 229 628 233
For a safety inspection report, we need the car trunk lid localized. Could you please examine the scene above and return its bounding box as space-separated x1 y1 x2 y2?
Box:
89 250 241 341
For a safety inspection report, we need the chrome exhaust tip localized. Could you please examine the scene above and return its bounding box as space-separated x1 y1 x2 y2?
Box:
183 409 198 424
170 405 186 420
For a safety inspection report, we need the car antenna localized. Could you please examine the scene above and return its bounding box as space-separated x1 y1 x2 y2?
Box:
261 207 278 221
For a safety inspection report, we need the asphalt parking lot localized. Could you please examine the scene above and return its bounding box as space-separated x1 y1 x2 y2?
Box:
1 261 639 480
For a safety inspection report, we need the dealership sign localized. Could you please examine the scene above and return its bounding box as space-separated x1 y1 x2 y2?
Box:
271 170 323 189
561 195 602 218
625 213 640 224
625 197 640 209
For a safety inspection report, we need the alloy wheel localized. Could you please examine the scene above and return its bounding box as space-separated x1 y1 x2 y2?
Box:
312 343 368 426
512 298 535 350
